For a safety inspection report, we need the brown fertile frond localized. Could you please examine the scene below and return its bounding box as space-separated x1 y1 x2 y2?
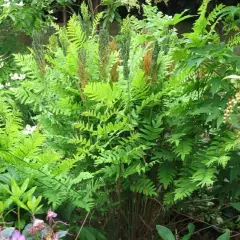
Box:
78 49 88 102
110 40 120 82
143 48 153 77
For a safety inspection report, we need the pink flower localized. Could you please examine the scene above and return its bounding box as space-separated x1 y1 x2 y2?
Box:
46 209 57 221
27 227 36 236
11 230 26 240
52 233 59 240
33 219 45 230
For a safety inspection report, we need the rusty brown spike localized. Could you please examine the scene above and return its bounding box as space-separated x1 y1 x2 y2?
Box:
110 39 120 82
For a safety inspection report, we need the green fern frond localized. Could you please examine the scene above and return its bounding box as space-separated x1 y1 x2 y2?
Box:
207 4 225 25
158 163 177 189
71 172 94 185
191 168 216 187
12 131 44 160
173 140 192 161
174 180 198 201
206 155 231 168
92 12 103 36
164 192 175 205
131 177 157 197
73 121 94 132
192 0 210 35
84 82 120 106
227 32 240 47
67 15 86 49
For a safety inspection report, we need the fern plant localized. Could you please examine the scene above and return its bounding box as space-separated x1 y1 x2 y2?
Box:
5 1 240 238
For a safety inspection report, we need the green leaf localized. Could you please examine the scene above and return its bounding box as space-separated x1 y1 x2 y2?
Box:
22 187 36 202
20 178 29 195
230 202 240 211
11 196 29 211
80 227 106 240
10 179 21 197
14 219 26 229
156 225 175 240
80 227 96 240
210 77 221 95
217 116 223 129
216 231 230 240
35 204 43 214
27 196 42 214
0 201 4 214
3 198 12 209
1 184 12 195
182 223 195 240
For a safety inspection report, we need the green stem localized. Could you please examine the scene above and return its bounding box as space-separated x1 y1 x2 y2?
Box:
17 206 20 231
1 216 5 227
35 230 39 240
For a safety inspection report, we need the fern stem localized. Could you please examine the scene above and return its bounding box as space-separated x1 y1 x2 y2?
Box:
74 212 90 240
63 6 67 25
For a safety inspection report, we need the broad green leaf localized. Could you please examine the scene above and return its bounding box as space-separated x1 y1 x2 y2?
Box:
210 77 221 95
216 231 230 240
230 202 240 211
79 227 106 240
230 167 240 181
3 199 12 210
156 225 175 240
80 227 96 240
182 223 195 240
217 116 223 129
14 219 26 229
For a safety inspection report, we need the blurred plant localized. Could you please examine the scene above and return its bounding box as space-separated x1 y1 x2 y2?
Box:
1 178 42 230
156 224 230 240
156 224 195 240
101 0 139 29
23 209 68 240
0 209 68 240
0 0 51 34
